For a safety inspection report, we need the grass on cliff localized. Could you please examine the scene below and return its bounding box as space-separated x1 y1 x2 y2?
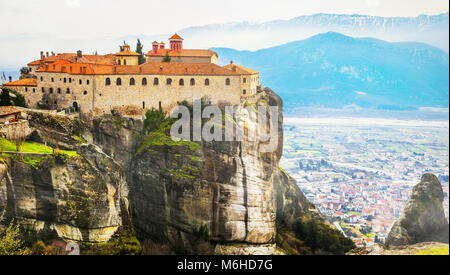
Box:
0 137 77 156
136 109 201 155
413 246 449 255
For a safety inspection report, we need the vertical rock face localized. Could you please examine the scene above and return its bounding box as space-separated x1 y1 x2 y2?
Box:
386 173 449 247
0 144 127 242
129 88 282 246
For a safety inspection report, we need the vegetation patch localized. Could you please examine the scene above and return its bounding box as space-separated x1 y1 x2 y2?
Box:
413 246 449 255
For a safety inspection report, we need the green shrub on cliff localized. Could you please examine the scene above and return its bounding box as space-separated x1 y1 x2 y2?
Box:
0 220 26 255
293 218 355 255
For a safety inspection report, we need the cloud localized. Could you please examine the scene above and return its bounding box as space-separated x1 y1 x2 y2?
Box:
365 0 381 7
66 0 81 8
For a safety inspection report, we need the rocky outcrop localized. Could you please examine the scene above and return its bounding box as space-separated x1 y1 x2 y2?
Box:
386 173 449 247
0 87 345 254
0 144 128 242
129 88 282 250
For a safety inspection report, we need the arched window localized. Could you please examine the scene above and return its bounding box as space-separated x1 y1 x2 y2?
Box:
69 78 72 83
40 76 43 81
41 87 45 93
106 78 111 86
179 79 184 86
33 88 36 93
25 87 28 92
243 77 247 83
124 59 127 65
226 78 230 85
83 91 87 95
64 78 67 83
166 78 172 85
51 77 54 82
205 78 210 86
49 88 53 93
79 79 82 85
57 88 61 94
116 78 122 86
118 60 121 65
87 80 90 85
66 88 70 94
153 77 159 85
190 78 195 86
130 78 135 85
243 89 246 95
142 78 147 86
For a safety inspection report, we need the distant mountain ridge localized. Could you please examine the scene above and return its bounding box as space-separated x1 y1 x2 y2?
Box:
212 32 449 110
123 12 449 52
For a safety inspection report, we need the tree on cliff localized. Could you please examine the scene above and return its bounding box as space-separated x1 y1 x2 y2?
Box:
162 52 171 62
0 88 27 107
136 39 146 65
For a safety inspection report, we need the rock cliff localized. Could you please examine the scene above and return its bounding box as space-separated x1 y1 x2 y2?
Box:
0 88 350 254
385 173 449 247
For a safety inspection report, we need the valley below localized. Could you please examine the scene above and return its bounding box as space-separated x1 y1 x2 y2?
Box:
280 109 449 247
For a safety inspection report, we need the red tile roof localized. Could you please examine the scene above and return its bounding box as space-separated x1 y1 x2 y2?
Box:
37 61 240 76
223 63 258 75
169 33 183 40
146 49 217 58
0 106 21 116
2 78 37 87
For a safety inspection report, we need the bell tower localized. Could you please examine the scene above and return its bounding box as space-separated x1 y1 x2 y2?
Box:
169 33 183 51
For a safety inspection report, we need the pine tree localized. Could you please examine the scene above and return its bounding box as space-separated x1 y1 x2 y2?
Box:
162 52 171 62
136 39 145 65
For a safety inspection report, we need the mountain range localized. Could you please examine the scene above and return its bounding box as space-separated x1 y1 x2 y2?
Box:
124 12 449 52
212 32 449 110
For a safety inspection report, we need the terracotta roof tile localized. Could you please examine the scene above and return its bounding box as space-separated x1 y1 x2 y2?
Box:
146 49 217 58
0 106 21 116
169 33 183 40
2 78 37 87
223 64 258 75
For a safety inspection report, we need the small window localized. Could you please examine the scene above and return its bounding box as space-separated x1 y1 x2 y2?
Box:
64 78 67 83
243 89 246 95
79 79 82 85
49 88 53 93
51 77 54 82
66 88 70 94
106 78 111 86
69 78 72 83
130 78 135 86
190 78 195 86
179 79 184 86
25 87 28 92
226 78 230 86
57 88 61 94
205 79 210 86
154 78 159 85
243 77 246 83
86 80 89 85
116 78 122 86
42 87 45 93
40 76 43 81
33 88 36 93
166 78 172 85
83 91 87 95
142 78 147 86
118 60 121 65
124 59 127 65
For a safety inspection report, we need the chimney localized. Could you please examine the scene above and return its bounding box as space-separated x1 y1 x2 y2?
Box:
40 51 44 59
51 51 55 56
160 42 165 50
46 52 49 57
123 45 130 52
152 41 159 54
77 50 82 58
8 76 12 83
230 60 233 64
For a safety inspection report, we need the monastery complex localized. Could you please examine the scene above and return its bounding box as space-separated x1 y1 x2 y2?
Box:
2 34 260 115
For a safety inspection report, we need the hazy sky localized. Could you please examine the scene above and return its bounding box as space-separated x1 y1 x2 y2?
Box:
0 0 448 38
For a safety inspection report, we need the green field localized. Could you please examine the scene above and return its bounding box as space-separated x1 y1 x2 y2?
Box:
0 138 78 156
